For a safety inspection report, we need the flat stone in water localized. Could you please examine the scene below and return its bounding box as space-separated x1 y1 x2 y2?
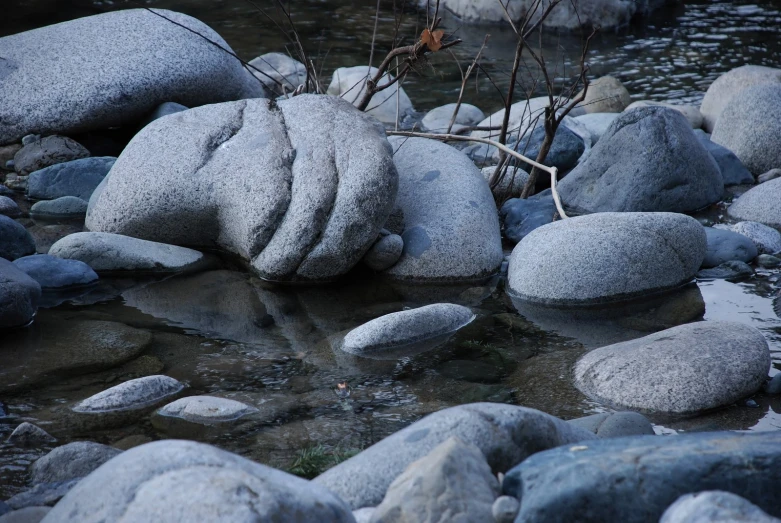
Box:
697 260 754 280
156 396 257 423
13 254 97 289
73 375 184 414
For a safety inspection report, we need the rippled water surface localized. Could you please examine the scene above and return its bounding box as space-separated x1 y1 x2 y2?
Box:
2 0 781 500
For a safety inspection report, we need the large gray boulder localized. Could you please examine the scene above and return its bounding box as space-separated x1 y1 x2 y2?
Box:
86 95 397 282
31 442 122 484
661 491 781 523
0 9 264 144
27 157 115 201
41 440 355 522
503 431 781 522
574 321 770 414
0 257 40 328
507 212 706 306
711 83 781 175
700 65 781 132
314 403 596 509
384 137 502 282
0 215 36 261
557 107 723 213
728 177 781 228
370 437 499 523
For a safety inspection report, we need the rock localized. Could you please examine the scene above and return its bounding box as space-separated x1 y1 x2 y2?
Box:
711 83 781 175
370 437 499 523
558 107 723 213
353 508 375 523
578 76 631 113
572 113 619 143
702 227 758 267
0 196 21 217
0 9 264 145
342 304 474 356
700 65 781 132
0 215 36 260
567 412 654 438
507 212 706 306
12 137 89 176
765 374 781 394
27 157 115 201
327 66 413 125
758 168 781 184
0 257 41 328
0 502 8 517
0 507 51 523
25 224 80 255
626 100 703 129
30 197 88 220
697 260 754 280
728 177 781 228
511 124 585 172
574 321 770 414
314 403 596 509
248 52 307 96
728 221 781 255
384 137 503 282
141 102 188 128
504 431 781 523
0 185 14 197
758 254 781 269
421 103 485 134
31 442 121 484
0 144 21 167
42 440 354 522
6 423 56 446
472 97 558 142
492 496 520 523
362 233 403 271
661 491 781 523
49 232 205 274
499 194 557 244
6 480 80 510
155 396 257 424
12 254 97 289
86 95 397 282
4 175 27 193
73 375 185 414
482 166 529 199
693 130 754 186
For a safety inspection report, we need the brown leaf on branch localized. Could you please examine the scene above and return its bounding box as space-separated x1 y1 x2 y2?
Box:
420 28 445 52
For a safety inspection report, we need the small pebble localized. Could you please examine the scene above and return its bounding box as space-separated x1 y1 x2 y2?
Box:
745 399 759 408
21 134 41 146
492 495 520 523
757 254 781 269
764 374 781 395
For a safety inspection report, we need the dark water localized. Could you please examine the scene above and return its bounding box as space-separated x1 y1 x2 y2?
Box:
2 0 781 500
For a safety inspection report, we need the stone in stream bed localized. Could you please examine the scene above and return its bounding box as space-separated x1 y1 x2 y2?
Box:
341 303 475 356
12 254 97 289
693 129 754 186
626 100 703 129
421 103 485 134
0 215 36 261
27 157 115 201
41 440 354 523
757 254 781 269
728 221 781 255
327 65 414 125
6 423 56 446
700 65 781 132
573 321 770 415
502 431 781 523
660 491 781 523
314 403 596 510
0 257 41 329
362 232 403 271
154 396 257 424
31 442 122 484
73 375 185 414
728 177 781 228
49 232 205 274
499 193 556 244
12 136 90 176
30 196 88 220
566 411 654 438
6 480 80 510
248 53 307 96
482 166 529 200
370 437 499 523
493 496 521 523
702 227 758 267
0 196 21 217
696 260 754 280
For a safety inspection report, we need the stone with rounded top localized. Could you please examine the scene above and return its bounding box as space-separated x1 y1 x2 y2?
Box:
73 375 185 414
661 491 781 523
30 197 88 219
27 157 115 201
728 177 781 229
32 442 121 484
700 65 781 132
156 396 257 424
13 254 97 289
0 215 36 261
0 257 40 328
13 136 89 176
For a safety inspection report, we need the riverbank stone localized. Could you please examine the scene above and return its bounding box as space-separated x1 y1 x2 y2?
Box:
31 442 121 484
700 65 781 132
626 100 703 129
0 215 36 261
41 440 355 522
503 430 781 522
30 197 88 220
728 177 781 228
421 103 485 134
314 402 596 509
558 107 723 213
327 65 413 125
661 491 781 523
6 423 55 446
73 375 185 414
155 396 257 424
248 52 307 96
567 412 654 438
578 76 631 113
362 232 403 271
500 194 557 244
0 9 264 144
702 227 758 267
27 157 115 201
697 260 754 280
729 221 781 254
693 130 754 185
507 212 706 306
0 258 40 328
574 321 770 414
0 196 21 218
510 124 585 172
13 254 98 289
12 137 89 176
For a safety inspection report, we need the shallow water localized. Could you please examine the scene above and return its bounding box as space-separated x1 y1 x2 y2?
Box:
3 0 781 501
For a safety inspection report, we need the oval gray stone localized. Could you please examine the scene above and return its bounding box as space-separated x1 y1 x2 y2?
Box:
0 215 36 261
12 254 98 289
362 233 403 271
0 257 41 328
728 177 781 228
342 303 475 354
700 65 781 132
574 321 770 414
729 221 781 254
73 375 184 414
155 396 257 423
507 212 706 306
702 227 758 268
493 496 521 523
27 157 115 201
0 196 21 218
12 136 89 176
31 442 122 484
661 491 781 523
30 197 88 220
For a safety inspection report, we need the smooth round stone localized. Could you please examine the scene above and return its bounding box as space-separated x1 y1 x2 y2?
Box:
729 221 781 255
13 254 98 289
702 227 757 268
6 422 56 446
362 233 403 271
31 196 88 219
757 254 781 269
32 442 121 484
493 496 521 523
248 53 307 95
0 257 41 329
27 157 115 201
764 374 781 394
482 166 529 199
661 491 781 523
421 103 485 134
728 177 781 228
73 375 184 414
574 321 770 414
156 396 257 423
577 76 631 113
342 303 475 355
626 100 703 129
0 215 36 261
700 65 781 132
0 196 21 217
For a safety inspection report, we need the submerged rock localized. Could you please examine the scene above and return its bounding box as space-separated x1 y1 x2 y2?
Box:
12 137 89 176
31 442 121 484
327 66 413 125
0 9 264 144
27 157 115 201
342 303 474 355
574 321 770 414
567 412 654 438
696 260 754 280
661 491 781 523
700 65 781 132
86 95 397 282
0 257 41 328
503 431 781 522
728 177 781 228
49 232 205 274
41 440 354 522
155 396 257 424
507 212 706 306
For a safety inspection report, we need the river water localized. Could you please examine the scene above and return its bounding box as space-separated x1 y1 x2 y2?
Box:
2 0 781 500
